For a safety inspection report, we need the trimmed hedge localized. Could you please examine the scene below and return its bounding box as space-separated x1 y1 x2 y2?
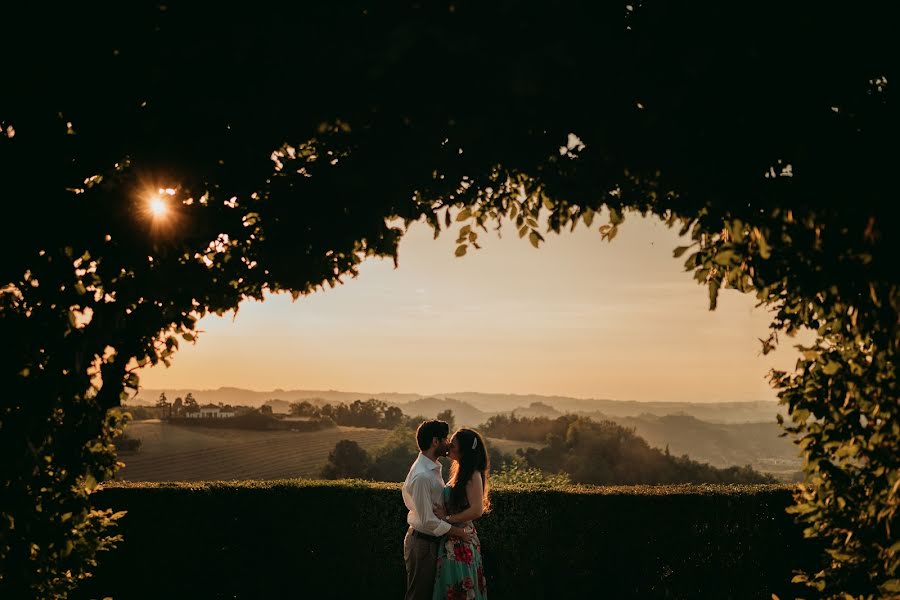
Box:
74 481 819 599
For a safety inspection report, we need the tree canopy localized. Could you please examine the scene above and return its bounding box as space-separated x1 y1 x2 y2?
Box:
1 2 897 598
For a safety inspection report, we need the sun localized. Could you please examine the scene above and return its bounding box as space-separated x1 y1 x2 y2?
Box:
143 187 177 222
149 196 168 217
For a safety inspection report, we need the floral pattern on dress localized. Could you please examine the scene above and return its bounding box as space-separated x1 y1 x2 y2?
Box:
445 576 476 600
433 488 487 600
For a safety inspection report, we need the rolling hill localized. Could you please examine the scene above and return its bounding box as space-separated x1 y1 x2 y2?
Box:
132 387 785 423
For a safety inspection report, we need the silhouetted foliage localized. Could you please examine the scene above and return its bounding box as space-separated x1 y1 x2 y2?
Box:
437 409 456 432
366 426 421 482
489 415 774 485
75 481 819 600
320 440 372 480
490 463 571 488
1 2 896 597
289 400 319 418
480 413 571 443
294 399 406 430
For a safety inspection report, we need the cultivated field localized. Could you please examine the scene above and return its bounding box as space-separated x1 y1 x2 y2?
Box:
117 421 541 482
117 421 392 482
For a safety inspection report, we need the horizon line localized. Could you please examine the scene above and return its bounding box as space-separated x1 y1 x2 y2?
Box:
132 385 779 405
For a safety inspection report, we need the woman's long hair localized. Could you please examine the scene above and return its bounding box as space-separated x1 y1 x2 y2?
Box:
447 428 491 514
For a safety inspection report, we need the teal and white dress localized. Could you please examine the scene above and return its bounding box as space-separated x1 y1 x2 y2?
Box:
433 486 487 600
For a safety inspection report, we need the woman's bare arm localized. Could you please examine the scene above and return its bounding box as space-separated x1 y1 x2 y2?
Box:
445 471 484 524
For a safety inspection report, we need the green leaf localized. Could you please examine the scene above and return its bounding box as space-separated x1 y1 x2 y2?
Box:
713 250 735 266
753 227 771 259
609 207 624 225
456 208 471 221
583 208 595 227
529 231 542 248
708 280 720 310
673 246 690 258
455 245 467 257
822 361 841 375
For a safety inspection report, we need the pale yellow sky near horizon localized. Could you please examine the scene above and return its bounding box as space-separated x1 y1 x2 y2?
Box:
138 213 808 403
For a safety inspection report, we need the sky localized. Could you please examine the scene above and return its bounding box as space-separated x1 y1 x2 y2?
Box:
137 212 807 402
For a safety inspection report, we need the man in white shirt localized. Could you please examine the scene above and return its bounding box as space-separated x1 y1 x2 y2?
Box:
402 420 472 600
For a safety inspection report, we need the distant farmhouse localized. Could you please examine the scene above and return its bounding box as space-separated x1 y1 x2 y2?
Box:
188 404 237 419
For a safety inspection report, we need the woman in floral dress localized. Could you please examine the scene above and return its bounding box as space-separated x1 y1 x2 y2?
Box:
433 428 490 600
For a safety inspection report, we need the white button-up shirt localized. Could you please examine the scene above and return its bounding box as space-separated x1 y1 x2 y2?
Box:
402 452 451 536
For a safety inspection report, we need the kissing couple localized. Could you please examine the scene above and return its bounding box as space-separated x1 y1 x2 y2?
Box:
402 420 490 600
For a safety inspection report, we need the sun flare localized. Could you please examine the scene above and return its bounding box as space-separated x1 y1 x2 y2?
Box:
149 196 168 217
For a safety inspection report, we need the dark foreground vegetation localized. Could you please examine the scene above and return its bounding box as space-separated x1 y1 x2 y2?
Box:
3 2 895 598
73 481 818 600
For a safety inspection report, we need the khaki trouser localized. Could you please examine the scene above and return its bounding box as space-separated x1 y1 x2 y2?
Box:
404 526 439 600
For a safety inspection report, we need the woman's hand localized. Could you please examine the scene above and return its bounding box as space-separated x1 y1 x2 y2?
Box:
433 502 447 520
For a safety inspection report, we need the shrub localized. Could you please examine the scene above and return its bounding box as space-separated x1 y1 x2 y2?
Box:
73 480 819 600
320 440 372 479
491 463 571 487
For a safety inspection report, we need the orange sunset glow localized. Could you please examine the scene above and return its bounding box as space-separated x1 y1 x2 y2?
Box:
138 213 808 402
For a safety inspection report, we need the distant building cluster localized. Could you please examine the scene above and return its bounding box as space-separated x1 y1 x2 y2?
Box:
186 404 237 419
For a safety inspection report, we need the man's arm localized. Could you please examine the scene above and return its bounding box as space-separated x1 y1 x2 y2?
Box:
409 474 451 537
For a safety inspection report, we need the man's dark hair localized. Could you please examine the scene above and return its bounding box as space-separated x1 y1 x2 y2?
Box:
416 420 450 452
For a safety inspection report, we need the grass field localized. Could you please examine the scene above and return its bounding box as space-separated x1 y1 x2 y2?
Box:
117 421 392 482
117 421 541 482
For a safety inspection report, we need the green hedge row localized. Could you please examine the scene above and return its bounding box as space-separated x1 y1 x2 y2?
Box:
74 481 819 599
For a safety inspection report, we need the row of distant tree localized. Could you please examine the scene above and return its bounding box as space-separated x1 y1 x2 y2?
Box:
123 393 275 420
155 392 217 418
320 412 774 485
290 398 457 431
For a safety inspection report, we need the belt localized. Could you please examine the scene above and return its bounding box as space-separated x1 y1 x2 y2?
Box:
411 529 441 543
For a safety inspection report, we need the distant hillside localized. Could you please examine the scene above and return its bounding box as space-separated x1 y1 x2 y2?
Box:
485 416 777 485
126 387 799 479
132 387 784 424
602 413 801 478
440 392 785 424
395 397 492 427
